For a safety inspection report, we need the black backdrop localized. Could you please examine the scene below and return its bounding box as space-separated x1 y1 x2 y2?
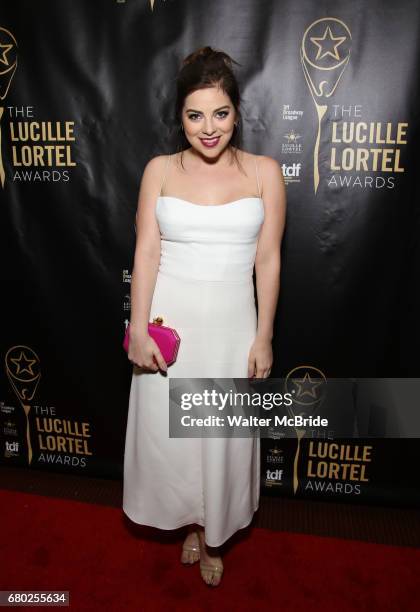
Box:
1 0 419 505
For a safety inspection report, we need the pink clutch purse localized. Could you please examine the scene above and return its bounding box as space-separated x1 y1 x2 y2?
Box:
123 316 180 366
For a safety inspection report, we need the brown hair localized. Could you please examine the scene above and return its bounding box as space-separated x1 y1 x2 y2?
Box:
172 46 243 168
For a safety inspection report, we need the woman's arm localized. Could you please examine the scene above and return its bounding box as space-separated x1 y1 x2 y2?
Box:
129 156 168 371
248 156 286 378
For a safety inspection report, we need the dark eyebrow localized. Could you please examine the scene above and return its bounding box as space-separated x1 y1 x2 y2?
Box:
185 105 230 113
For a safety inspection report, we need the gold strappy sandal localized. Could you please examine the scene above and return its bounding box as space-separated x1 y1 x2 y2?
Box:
180 532 201 565
199 561 224 587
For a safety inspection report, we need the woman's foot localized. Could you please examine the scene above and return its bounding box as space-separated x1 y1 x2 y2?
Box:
196 529 224 586
180 530 200 565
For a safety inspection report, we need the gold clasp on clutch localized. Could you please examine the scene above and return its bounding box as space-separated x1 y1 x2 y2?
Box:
153 316 164 325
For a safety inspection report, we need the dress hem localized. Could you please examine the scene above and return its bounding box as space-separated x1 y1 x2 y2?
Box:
122 502 260 547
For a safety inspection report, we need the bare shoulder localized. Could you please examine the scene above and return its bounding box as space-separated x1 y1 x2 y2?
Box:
143 154 169 177
138 154 171 195
257 155 284 182
256 155 286 201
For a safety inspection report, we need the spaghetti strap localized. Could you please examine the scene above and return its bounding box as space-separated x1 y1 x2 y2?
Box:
159 154 171 196
254 155 262 199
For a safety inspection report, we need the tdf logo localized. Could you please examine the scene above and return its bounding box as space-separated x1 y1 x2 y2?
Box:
5 440 19 454
281 162 302 178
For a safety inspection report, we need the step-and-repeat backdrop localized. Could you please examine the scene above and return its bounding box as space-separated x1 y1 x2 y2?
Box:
1 1 419 506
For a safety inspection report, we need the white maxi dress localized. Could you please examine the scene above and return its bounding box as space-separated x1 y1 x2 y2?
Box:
123 153 264 546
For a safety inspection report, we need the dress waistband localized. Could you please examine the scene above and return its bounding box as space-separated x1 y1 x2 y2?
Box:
157 268 254 285
158 239 257 284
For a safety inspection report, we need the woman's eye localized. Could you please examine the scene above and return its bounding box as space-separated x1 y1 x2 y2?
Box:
187 111 229 121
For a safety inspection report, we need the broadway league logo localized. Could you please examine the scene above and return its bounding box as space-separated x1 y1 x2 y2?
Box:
300 18 352 194
284 365 327 494
5 346 41 465
0 27 18 188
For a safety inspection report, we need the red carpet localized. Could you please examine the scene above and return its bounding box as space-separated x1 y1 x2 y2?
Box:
0 489 419 611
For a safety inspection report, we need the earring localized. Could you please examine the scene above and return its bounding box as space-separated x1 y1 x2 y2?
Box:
180 123 184 131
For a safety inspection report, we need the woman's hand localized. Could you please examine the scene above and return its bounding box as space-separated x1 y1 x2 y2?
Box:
128 330 168 373
248 337 273 379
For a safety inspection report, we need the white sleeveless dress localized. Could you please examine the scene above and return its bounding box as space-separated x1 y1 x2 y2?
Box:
123 154 265 547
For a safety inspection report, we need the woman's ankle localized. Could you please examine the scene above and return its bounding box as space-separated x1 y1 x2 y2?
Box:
196 532 221 557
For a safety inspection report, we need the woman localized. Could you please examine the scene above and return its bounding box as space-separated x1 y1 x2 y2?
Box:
123 46 286 587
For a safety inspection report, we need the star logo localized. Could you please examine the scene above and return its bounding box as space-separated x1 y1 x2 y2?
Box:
291 371 324 400
310 26 347 62
285 365 328 408
10 351 37 376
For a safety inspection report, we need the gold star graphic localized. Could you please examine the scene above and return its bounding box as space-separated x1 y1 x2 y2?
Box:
0 42 13 66
291 372 323 400
310 26 346 61
10 351 37 376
